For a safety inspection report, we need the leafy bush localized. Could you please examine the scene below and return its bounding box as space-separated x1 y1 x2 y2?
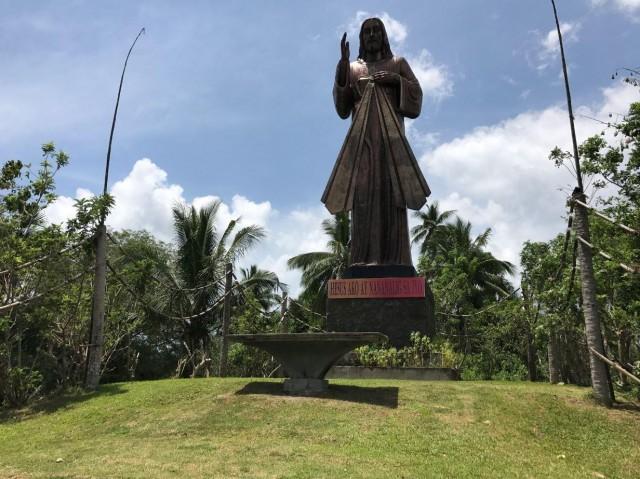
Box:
460 353 528 381
2 367 43 408
227 343 279 378
353 332 460 369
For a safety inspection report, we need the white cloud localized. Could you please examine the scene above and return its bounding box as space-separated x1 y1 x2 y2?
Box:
534 22 580 72
44 158 275 245
592 0 640 14
191 194 273 237
44 187 94 226
541 22 580 55
407 49 453 101
617 0 640 10
106 159 185 242
406 119 440 150
45 158 325 296
419 82 639 271
44 193 77 226
244 206 331 295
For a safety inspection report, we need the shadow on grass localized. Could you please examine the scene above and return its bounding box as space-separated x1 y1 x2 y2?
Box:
0 383 127 423
613 400 640 414
235 381 399 408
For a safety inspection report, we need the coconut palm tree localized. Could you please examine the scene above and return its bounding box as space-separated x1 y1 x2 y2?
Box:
424 217 515 350
411 201 456 256
162 200 265 376
440 217 514 302
238 264 286 311
287 212 350 313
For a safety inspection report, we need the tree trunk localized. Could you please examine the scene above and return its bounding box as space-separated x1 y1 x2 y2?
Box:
279 292 288 333
572 190 613 406
618 328 632 387
85 224 107 390
548 330 561 384
526 328 537 381
218 263 232 377
16 313 22 369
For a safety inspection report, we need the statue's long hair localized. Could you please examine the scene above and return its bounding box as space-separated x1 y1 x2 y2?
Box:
358 17 393 61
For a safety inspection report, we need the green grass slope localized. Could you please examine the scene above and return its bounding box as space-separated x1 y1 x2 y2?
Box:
0 379 638 478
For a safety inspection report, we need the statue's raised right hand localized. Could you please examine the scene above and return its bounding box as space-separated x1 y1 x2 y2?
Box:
340 32 350 62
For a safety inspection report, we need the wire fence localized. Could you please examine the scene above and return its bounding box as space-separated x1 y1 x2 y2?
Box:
106 261 236 322
232 280 283 324
286 297 327 332
106 232 227 293
435 288 521 318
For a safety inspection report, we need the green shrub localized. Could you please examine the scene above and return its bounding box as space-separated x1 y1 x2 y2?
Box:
460 353 528 381
2 367 43 408
353 332 460 369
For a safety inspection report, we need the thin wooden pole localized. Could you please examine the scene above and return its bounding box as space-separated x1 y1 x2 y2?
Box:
84 28 144 390
218 263 233 377
551 0 583 191
102 28 145 197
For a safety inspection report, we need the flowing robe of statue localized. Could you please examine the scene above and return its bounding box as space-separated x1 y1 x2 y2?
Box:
322 56 430 266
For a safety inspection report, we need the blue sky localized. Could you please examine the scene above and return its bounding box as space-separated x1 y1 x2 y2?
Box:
2 1 639 292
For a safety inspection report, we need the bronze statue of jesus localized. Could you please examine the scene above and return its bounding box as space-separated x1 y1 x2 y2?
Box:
322 17 430 270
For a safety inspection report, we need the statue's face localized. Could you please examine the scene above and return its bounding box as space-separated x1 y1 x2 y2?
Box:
362 20 384 54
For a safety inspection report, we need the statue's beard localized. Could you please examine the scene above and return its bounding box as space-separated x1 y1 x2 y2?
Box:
365 41 382 54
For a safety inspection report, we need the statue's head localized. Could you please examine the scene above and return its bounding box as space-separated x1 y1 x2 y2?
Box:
358 17 392 61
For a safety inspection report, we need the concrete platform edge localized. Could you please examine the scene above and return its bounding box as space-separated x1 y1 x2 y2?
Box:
326 366 459 381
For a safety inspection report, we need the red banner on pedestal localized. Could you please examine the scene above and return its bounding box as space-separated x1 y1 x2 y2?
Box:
328 277 425 299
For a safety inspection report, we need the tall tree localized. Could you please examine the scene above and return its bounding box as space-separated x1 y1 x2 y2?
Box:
411 201 456 258
549 0 613 406
418 216 514 352
167 200 265 376
238 265 285 312
287 212 349 313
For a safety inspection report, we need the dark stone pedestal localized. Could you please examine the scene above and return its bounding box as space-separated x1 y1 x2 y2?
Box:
227 332 387 395
326 284 435 347
283 378 328 395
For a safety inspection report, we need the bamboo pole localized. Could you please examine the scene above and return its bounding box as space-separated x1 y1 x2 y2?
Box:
589 347 640 386
573 198 639 236
576 236 638 274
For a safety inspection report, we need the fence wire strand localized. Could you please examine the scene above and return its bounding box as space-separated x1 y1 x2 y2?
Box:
106 232 226 293
106 261 237 322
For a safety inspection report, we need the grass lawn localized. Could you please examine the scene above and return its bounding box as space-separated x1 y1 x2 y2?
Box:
0 378 638 478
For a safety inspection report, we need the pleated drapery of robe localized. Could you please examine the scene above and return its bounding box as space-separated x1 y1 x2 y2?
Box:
322 56 430 266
